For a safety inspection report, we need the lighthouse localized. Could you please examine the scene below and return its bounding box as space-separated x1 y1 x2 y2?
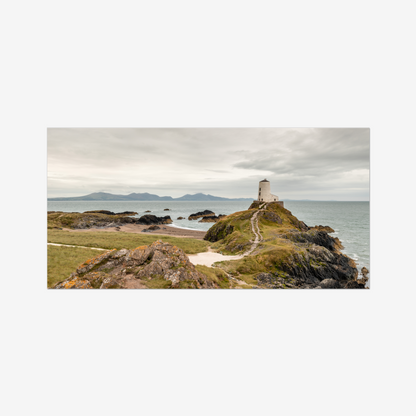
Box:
256 179 283 206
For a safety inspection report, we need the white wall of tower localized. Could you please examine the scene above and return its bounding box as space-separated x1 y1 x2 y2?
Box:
257 181 279 202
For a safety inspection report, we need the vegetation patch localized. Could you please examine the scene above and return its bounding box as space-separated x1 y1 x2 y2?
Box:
141 276 173 289
195 265 230 288
47 245 104 288
48 229 209 254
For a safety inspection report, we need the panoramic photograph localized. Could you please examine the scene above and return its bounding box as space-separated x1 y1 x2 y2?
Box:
47 127 370 289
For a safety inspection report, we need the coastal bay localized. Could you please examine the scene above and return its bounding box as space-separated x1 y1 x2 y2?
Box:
48 201 369 289
48 200 369 276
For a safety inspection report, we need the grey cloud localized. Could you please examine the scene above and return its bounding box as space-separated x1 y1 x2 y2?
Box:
48 128 369 200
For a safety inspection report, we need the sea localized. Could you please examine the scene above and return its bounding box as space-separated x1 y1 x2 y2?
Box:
48 200 370 283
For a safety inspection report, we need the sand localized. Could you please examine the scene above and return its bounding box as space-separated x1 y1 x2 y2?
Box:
187 251 243 267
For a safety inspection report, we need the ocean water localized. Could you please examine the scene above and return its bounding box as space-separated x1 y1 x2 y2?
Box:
48 200 370 281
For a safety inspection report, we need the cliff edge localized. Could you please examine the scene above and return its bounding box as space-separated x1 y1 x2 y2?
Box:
204 201 366 289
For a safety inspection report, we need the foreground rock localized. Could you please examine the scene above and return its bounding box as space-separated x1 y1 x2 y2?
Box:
188 210 215 220
53 240 216 289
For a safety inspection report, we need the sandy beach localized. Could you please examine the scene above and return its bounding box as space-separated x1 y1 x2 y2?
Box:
68 223 207 240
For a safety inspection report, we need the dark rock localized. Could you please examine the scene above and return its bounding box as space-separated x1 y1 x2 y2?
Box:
83 210 137 216
177 217 185 220
204 223 235 242
255 272 296 289
142 225 161 232
310 225 335 233
188 210 215 220
344 280 366 289
356 267 369 286
148 225 161 230
199 216 220 223
284 230 343 252
145 210 151 212
136 214 172 225
319 278 340 289
260 211 283 224
164 208 170 211
256 273 274 284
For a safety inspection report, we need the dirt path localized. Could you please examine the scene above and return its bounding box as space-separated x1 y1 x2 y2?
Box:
244 203 267 256
47 243 108 251
189 203 268 266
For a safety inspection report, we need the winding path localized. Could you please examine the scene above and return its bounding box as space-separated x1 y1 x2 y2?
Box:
188 203 268 268
244 203 267 256
49 204 269 271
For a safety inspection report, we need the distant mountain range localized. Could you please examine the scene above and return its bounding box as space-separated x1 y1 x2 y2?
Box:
48 192 253 202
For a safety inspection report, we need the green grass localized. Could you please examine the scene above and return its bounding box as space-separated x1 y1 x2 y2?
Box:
47 211 134 229
141 276 173 289
48 229 209 254
195 265 230 288
47 245 105 288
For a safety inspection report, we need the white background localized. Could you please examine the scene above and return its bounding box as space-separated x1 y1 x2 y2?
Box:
1 1 415 415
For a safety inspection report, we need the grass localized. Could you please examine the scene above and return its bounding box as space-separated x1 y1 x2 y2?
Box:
48 229 209 254
47 245 106 288
141 276 173 289
195 265 230 288
47 211 134 229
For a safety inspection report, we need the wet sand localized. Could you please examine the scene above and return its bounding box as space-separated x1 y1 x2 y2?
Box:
68 223 207 240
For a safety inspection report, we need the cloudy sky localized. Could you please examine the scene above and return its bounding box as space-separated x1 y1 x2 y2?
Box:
47 128 369 200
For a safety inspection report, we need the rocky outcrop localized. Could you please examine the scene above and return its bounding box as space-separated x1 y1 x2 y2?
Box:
199 214 227 223
53 240 216 289
136 214 172 225
47 211 172 229
309 225 335 233
188 210 215 220
282 229 344 252
204 223 235 242
356 267 369 286
177 217 185 220
164 208 170 211
256 273 296 289
318 279 341 289
259 211 283 224
344 280 366 289
203 201 363 289
142 225 161 232
275 245 358 288
199 216 217 223
84 210 138 216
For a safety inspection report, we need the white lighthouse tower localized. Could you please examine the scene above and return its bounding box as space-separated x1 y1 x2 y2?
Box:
257 179 281 203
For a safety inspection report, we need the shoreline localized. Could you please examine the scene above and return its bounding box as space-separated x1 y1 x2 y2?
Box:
67 222 207 240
